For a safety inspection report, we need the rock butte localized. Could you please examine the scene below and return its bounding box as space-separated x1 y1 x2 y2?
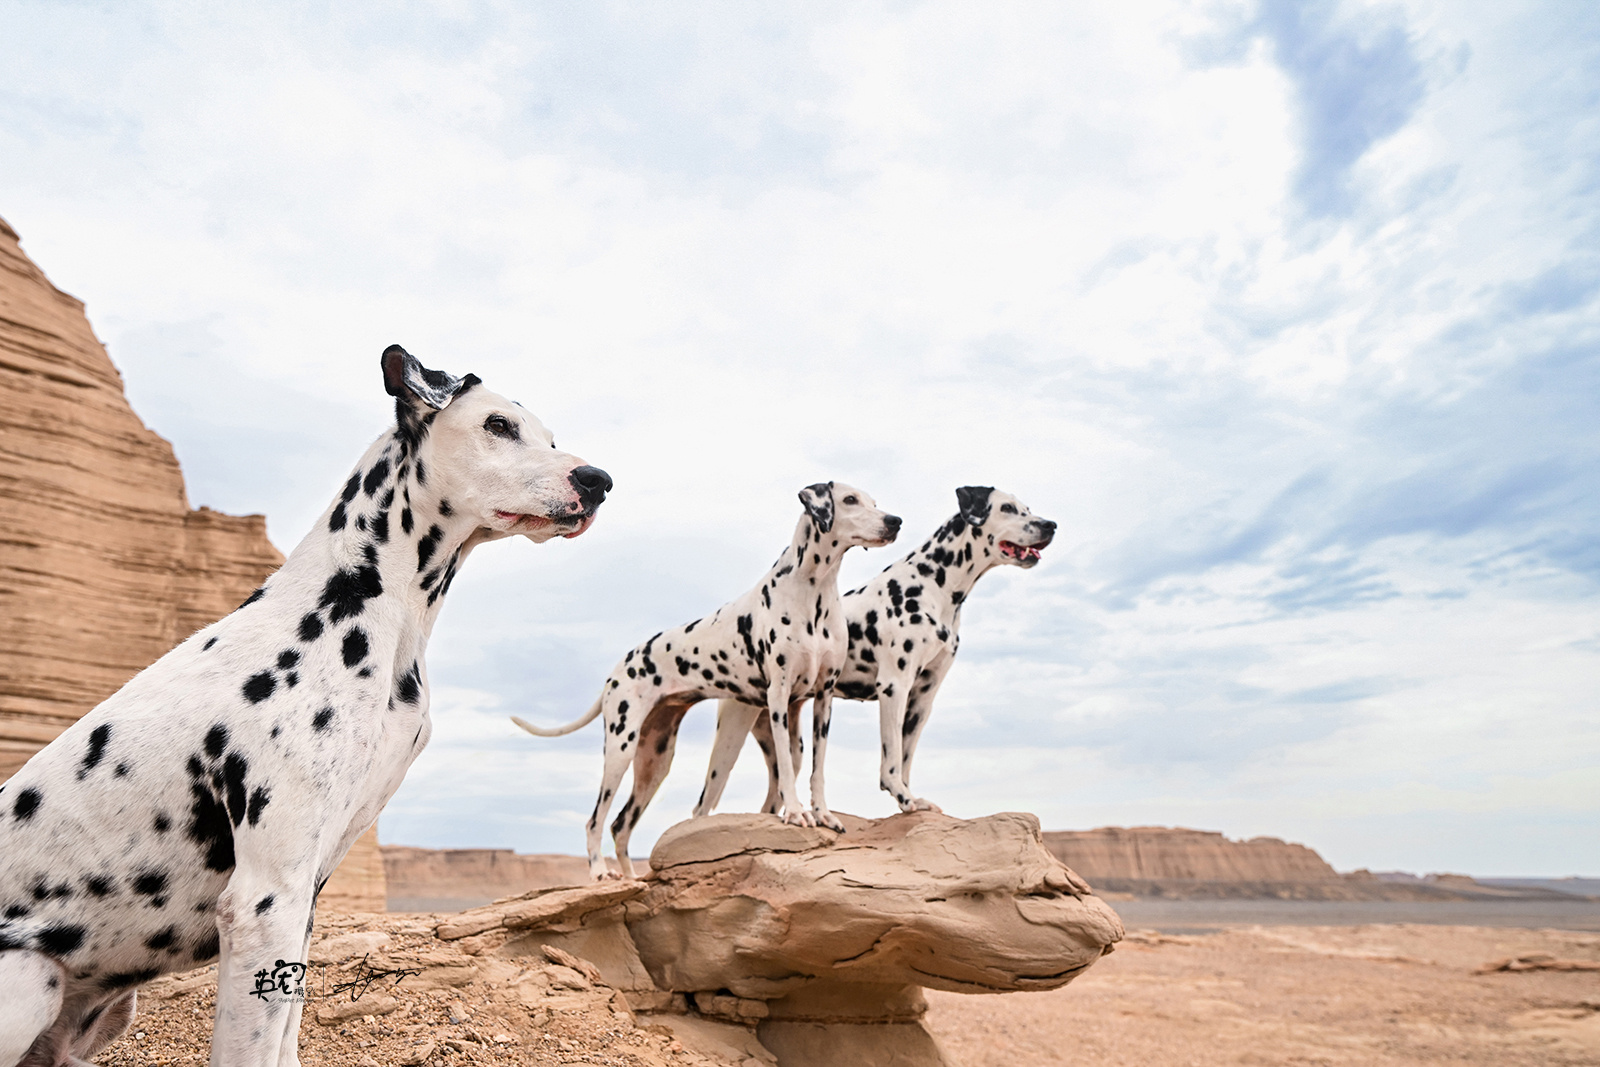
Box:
0 212 381 909
433 810 1124 1067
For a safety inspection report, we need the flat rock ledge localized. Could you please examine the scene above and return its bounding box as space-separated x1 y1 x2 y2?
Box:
438 810 1124 1067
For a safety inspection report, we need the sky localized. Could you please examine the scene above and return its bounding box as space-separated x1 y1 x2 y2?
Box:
1 0 1596 876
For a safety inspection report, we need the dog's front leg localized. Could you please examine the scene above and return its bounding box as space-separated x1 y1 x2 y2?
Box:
766 684 814 827
211 873 317 1067
808 691 845 832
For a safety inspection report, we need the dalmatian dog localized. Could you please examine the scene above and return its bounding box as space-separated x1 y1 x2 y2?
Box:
511 482 899 880
0 346 610 1067
695 486 1054 823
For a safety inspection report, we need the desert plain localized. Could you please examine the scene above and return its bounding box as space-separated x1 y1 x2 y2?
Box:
91 912 1600 1067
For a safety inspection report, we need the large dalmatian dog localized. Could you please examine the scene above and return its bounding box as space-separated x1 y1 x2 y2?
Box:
0 347 610 1067
694 486 1054 823
511 482 899 880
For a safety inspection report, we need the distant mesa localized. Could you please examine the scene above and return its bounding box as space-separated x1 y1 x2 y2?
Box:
0 212 380 909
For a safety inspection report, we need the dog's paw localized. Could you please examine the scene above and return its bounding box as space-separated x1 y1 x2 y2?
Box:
901 796 942 814
814 809 846 832
780 809 817 828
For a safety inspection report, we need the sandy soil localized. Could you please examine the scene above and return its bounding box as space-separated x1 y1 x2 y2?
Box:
89 917 1600 1066
926 924 1600 1066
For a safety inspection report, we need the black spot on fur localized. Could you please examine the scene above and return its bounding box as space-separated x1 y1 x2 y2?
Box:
84 875 114 897
363 458 390 496
145 926 178 951
372 509 390 543
319 566 383 622
247 787 271 827
37 923 86 955
239 586 266 610
299 612 325 642
205 725 228 758
192 929 220 962
186 780 235 872
203 637 218 651
417 524 443 571
13 787 42 821
396 665 421 705
329 501 348 532
101 969 160 991
223 753 249 827
153 813 172 834
400 507 414 534
78 723 111 779
133 870 168 898
5 903 30 919
313 707 335 731
277 649 300 670
342 471 361 503
342 628 369 667
255 894 275 915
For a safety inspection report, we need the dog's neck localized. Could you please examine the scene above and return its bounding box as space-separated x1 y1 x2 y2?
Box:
897 513 1006 610
284 424 486 642
768 514 852 596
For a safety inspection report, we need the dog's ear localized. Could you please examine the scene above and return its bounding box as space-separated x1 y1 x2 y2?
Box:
955 485 995 526
381 345 481 411
799 481 835 533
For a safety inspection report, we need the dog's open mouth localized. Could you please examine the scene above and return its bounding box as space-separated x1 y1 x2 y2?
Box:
999 540 1047 564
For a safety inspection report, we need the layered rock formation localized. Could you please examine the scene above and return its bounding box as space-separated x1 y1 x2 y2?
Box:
383 847 595 911
0 213 383 910
1043 826 1339 884
434 811 1123 1067
0 213 282 777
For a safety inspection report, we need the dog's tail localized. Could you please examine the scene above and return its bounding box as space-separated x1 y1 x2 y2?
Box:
510 697 603 738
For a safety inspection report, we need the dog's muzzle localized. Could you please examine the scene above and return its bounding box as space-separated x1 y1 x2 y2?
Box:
880 514 903 542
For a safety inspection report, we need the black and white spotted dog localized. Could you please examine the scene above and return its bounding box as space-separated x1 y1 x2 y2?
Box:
511 482 899 880
0 347 610 1067
694 486 1054 823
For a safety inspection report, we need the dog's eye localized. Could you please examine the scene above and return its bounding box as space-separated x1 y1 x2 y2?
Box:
484 415 518 440
842 495 858 505
1000 503 1017 514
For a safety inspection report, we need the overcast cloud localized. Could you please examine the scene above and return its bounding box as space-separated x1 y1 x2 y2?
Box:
2 0 1595 875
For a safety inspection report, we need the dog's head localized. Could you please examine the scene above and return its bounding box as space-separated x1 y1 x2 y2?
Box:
955 486 1055 568
383 346 611 543
800 481 901 548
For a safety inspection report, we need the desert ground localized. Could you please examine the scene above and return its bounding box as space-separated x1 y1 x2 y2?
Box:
928 923 1600 1067
96 914 1600 1066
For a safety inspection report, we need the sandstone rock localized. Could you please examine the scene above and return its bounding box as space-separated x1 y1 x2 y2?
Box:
1043 825 1340 883
319 827 388 913
0 213 282 777
455 810 1120 1066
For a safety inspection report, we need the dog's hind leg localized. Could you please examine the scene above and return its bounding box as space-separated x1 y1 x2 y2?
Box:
611 695 698 876
0 950 64 1067
896 664 949 811
694 699 761 817
765 684 814 826
586 688 640 880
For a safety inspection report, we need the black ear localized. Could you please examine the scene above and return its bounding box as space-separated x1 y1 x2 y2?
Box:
381 345 480 410
799 481 835 533
955 485 995 526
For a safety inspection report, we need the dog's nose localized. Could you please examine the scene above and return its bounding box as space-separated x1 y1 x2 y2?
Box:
883 514 903 532
1035 519 1057 535
569 466 613 508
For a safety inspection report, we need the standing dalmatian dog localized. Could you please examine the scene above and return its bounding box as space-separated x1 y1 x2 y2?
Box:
0 347 610 1067
696 486 1054 821
511 483 899 880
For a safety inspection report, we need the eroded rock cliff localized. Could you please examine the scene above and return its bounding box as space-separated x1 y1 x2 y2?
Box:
0 213 384 909
0 213 284 777
1043 826 1339 883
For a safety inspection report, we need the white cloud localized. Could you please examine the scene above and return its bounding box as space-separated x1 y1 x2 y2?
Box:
1 0 1595 874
